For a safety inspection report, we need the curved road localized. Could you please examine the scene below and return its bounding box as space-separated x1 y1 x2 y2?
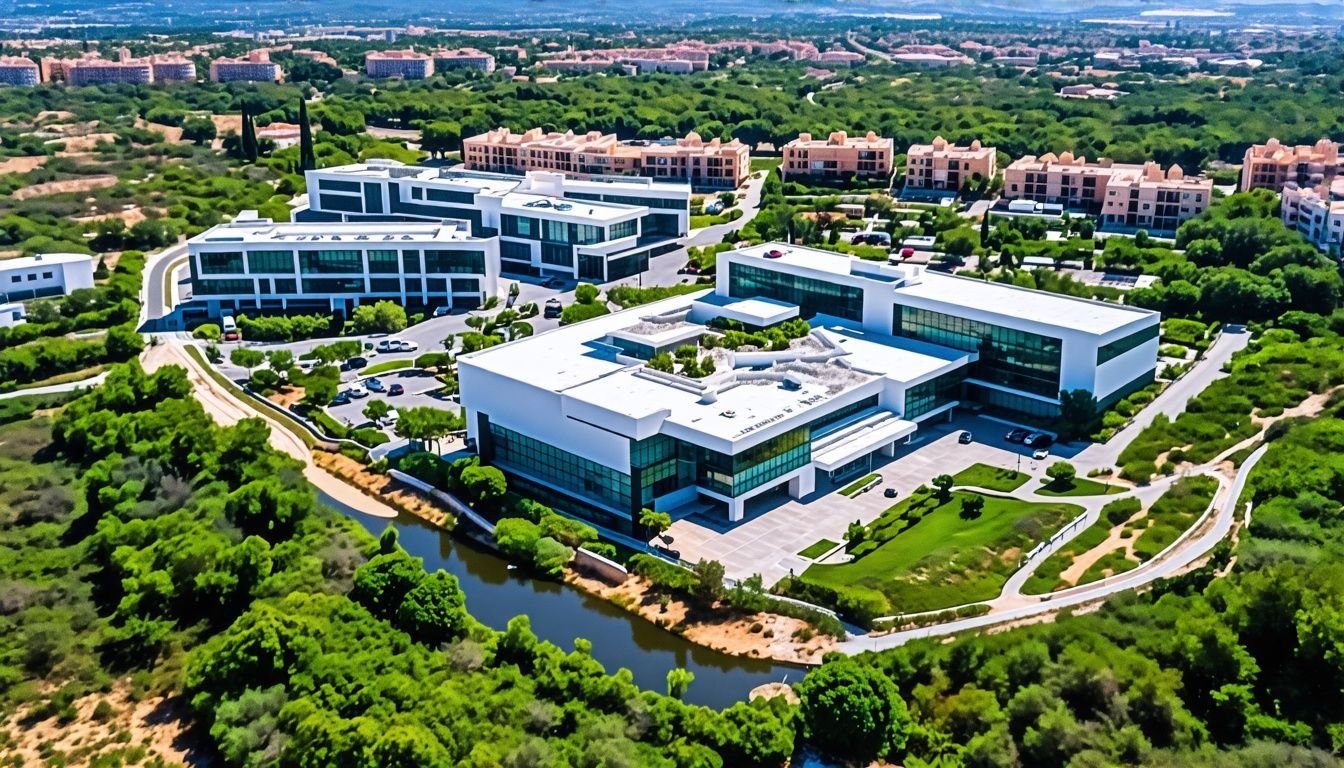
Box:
837 443 1268 653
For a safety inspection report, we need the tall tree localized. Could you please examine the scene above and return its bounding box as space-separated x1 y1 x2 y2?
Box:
240 102 258 163
298 98 316 171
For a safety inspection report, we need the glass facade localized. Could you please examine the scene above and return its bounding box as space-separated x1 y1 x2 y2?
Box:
894 306 1062 398
728 263 864 321
199 251 244 275
904 369 966 419
694 426 811 496
299 250 362 274
367 250 399 274
245 250 294 274
502 215 537 239
195 278 253 295
1097 324 1158 365
809 394 880 437
500 241 533 263
302 277 364 294
489 423 632 512
541 243 573 267
423 250 486 274
609 219 638 240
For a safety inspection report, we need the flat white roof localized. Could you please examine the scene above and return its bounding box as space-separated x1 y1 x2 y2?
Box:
462 290 972 447
317 161 690 196
498 192 643 223
727 243 1156 336
0 252 94 270
189 216 483 245
691 294 799 326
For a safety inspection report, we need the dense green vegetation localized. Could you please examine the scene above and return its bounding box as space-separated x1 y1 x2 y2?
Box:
1023 497 1144 594
0 363 801 765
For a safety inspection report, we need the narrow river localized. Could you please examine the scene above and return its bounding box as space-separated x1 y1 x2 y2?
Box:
320 491 807 710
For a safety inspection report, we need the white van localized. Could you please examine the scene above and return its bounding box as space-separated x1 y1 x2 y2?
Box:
379 408 400 428
376 338 404 353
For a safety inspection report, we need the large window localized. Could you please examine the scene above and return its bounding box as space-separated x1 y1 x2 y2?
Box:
1097 323 1158 365
423 249 485 274
904 369 966 419
500 240 533 263
540 243 572 267
489 423 632 512
245 250 293 274
542 219 569 243
401 250 421 274
299 250 362 274
199 251 244 275
609 219 638 240
194 278 253 295
571 223 604 245
502 215 537 239
728 262 863 321
367 250 399 274
426 188 475 205
301 277 364 293
316 193 363 214
695 426 811 496
810 394 880 437
894 306 1062 398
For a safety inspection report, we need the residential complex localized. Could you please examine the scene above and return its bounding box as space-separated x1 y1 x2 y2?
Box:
539 45 709 75
459 242 1158 526
365 49 434 79
885 44 973 68
0 56 39 86
1240 138 1343 193
293 160 690 283
903 137 997 195
0 252 96 302
463 127 750 189
431 47 496 73
781 131 894 182
41 49 197 84
1004 153 1212 233
187 214 497 315
1281 180 1344 256
1058 84 1125 101
210 50 284 83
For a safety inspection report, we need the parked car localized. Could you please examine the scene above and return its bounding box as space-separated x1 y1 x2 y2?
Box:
1032 448 1050 460
1023 431 1042 446
366 378 385 393
541 277 562 289
432 306 451 317
544 298 563 319
348 384 369 399
1005 428 1029 443
883 487 898 498
958 430 974 444
330 391 352 406
376 338 404 353
388 383 405 396
345 356 368 370
1027 433 1055 449
378 409 400 428
400 340 419 352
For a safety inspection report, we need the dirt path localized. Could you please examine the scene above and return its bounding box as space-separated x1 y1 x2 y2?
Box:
146 342 397 519
0 155 47 174
11 174 117 200
2 681 206 767
1057 508 1146 585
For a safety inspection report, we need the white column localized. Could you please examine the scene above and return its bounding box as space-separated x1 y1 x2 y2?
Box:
727 497 746 523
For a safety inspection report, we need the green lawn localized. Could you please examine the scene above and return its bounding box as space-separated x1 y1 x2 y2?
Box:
1036 477 1124 497
798 539 841 560
362 358 416 376
801 490 1082 615
1078 550 1140 585
750 157 782 172
840 473 880 497
952 463 1029 492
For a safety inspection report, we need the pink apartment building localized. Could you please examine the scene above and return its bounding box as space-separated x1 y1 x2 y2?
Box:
210 50 283 83
1240 138 1343 192
365 49 434 79
463 127 749 189
0 55 40 86
43 48 165 85
904 137 996 193
431 47 496 73
781 131 894 182
1005 152 1212 233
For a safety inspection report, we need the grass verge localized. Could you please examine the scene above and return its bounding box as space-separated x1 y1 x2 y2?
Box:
798 539 840 560
840 472 880 497
952 463 1029 492
362 358 417 377
1036 477 1124 497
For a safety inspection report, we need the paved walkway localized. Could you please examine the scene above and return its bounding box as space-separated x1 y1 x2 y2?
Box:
0 372 108 401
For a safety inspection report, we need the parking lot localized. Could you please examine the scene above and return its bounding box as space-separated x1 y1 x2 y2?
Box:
324 369 456 431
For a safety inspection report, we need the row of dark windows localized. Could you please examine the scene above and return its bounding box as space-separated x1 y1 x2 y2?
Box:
1096 323 1159 365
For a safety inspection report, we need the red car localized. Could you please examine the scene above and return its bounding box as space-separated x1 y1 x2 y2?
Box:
388 383 405 396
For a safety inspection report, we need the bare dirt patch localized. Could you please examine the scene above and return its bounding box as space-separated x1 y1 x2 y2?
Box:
314 449 456 530
565 571 834 664
211 114 243 136
0 155 48 174
141 119 185 143
72 207 150 226
36 110 76 123
12 174 117 200
2 681 208 767
52 132 119 153
1057 510 1147 586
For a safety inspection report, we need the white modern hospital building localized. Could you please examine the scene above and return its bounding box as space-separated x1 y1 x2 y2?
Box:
187 160 691 313
459 243 1160 527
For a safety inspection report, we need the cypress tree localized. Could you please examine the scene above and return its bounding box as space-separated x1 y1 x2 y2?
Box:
298 98 316 171
240 102 257 163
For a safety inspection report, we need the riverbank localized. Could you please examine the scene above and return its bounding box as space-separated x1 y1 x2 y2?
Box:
313 450 456 530
565 570 834 665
